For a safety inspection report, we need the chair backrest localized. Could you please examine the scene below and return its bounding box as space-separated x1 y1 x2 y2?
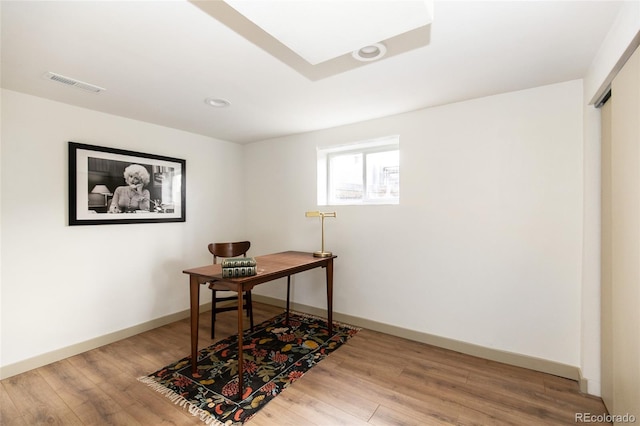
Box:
208 241 251 264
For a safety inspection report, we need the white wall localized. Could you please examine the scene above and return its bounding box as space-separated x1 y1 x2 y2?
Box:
581 101 603 396
0 89 245 370
245 80 585 368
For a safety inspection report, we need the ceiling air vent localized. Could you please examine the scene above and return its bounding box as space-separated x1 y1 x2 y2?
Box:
44 72 106 93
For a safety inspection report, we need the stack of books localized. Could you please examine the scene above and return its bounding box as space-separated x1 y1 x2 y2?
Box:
221 257 257 278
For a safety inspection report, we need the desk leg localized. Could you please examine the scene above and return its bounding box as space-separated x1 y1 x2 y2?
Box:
237 290 244 400
285 275 291 325
326 259 333 336
190 275 200 375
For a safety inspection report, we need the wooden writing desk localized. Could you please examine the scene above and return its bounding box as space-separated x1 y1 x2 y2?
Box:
183 251 336 398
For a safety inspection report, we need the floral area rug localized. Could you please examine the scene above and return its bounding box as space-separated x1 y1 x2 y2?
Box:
139 311 360 425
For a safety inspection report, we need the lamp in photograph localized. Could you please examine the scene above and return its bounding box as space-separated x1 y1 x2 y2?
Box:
91 184 112 206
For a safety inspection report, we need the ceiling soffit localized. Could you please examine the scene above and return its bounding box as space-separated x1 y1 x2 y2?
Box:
190 1 433 81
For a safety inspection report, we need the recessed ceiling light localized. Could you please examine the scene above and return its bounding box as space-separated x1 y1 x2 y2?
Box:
204 97 231 108
352 43 387 62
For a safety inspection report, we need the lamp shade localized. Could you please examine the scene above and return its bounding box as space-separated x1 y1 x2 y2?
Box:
91 184 112 195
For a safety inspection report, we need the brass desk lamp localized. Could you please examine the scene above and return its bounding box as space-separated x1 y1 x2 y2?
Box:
305 211 336 257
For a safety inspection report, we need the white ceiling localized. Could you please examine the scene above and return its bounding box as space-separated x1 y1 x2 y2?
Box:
0 1 624 144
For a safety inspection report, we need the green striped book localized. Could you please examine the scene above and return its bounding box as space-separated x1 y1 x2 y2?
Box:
220 257 257 268
221 266 257 278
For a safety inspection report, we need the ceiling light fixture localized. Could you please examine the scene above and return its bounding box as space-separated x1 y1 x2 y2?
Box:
352 42 387 62
204 97 231 108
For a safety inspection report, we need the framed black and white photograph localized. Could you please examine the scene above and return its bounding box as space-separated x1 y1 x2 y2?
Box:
69 142 186 225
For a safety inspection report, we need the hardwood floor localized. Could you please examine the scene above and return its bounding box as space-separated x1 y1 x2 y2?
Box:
1 302 610 425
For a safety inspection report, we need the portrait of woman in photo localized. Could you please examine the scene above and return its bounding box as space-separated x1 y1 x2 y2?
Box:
108 164 151 213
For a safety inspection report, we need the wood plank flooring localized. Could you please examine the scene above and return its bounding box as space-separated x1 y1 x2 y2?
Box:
1 302 610 425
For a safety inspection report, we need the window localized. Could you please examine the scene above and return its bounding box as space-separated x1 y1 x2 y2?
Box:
317 136 399 205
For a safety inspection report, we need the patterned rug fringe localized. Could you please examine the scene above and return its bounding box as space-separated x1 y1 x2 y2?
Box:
137 376 222 426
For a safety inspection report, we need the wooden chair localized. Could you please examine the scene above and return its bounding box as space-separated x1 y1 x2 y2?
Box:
208 241 254 339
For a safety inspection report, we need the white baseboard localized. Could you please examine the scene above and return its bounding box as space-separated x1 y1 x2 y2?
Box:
0 303 212 380
1 297 586 393
252 295 585 386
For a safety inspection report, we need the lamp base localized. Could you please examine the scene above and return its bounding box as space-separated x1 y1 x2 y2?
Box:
313 250 333 258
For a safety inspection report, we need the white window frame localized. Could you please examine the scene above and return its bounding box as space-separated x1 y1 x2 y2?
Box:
317 135 399 206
